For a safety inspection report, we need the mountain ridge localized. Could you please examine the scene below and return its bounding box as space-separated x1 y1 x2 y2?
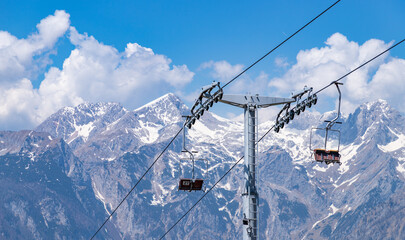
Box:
0 93 404 239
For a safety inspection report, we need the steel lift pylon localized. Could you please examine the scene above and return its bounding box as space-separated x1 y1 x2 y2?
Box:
218 94 294 240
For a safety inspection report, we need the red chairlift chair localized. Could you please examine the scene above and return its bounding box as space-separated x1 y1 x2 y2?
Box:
310 82 343 165
313 149 341 165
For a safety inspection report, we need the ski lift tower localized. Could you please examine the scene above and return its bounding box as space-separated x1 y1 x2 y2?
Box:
219 94 294 240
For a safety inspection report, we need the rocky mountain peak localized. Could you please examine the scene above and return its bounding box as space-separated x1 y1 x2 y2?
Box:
341 99 403 145
70 93 188 163
362 98 388 110
133 93 187 124
357 99 399 121
134 93 182 110
35 102 128 150
58 102 125 118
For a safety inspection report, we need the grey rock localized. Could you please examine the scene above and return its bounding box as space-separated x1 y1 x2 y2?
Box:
1 93 404 239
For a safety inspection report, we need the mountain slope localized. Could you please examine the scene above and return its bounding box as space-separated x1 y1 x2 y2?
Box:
2 94 404 239
0 131 120 239
35 102 128 151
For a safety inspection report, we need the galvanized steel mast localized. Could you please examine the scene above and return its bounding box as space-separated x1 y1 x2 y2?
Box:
218 94 294 239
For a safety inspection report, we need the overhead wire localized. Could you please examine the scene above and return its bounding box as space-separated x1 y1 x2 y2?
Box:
91 0 341 238
158 38 405 239
314 38 405 94
222 0 341 89
159 123 278 239
159 156 245 240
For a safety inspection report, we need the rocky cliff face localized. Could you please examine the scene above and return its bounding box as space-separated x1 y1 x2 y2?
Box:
1 94 404 239
0 131 120 239
35 102 128 151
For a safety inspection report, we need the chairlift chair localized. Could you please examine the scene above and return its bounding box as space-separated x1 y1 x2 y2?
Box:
313 149 340 164
178 149 208 191
311 128 341 164
178 124 208 192
309 82 343 165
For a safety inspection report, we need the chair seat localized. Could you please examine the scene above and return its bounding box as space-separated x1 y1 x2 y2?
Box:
178 178 204 191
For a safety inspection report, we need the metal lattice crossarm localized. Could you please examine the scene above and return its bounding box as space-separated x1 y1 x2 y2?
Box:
185 81 223 129
274 86 318 133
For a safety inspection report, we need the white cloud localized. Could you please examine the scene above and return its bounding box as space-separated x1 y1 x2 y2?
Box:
268 33 402 113
0 12 194 130
34 10 71 48
0 79 41 130
2 21 404 131
38 27 194 112
0 10 70 83
368 58 405 112
0 10 70 130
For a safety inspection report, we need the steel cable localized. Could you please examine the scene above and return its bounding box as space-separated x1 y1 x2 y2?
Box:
158 37 405 238
90 0 341 238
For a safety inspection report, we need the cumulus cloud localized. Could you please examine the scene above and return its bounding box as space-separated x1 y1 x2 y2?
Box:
0 10 70 83
203 34 405 121
367 58 405 111
0 10 70 129
0 79 42 130
268 33 403 113
0 12 194 130
2 19 404 131
38 27 194 112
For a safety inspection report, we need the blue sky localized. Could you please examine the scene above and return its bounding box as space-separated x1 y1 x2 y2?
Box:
0 0 404 129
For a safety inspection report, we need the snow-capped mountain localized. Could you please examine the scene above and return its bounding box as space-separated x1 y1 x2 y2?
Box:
35 102 128 151
0 130 120 239
1 94 404 239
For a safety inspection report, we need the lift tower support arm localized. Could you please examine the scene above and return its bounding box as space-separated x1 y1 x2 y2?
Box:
218 94 294 240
